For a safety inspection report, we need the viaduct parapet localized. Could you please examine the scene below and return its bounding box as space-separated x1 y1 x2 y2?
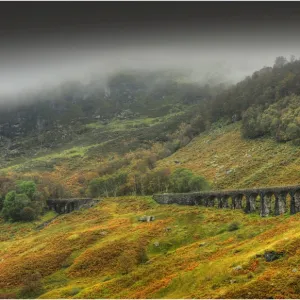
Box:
153 185 300 216
46 198 98 214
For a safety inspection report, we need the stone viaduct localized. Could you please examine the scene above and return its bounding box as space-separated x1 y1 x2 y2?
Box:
153 185 300 216
46 198 98 214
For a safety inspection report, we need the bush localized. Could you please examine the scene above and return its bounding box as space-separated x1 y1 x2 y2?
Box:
19 271 43 298
20 207 36 221
228 222 240 232
64 287 82 296
116 250 138 275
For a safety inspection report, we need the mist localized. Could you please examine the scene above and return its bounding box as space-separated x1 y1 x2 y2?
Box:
1 39 299 101
1 1 300 104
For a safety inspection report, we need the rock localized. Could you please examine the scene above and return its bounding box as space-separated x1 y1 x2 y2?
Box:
230 279 237 284
174 160 181 164
233 265 243 271
292 268 298 273
264 251 284 262
154 242 160 247
199 242 206 247
138 216 155 222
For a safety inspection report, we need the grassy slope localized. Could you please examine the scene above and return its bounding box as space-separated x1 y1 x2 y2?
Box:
0 197 299 299
1 122 300 298
159 121 300 189
0 112 186 196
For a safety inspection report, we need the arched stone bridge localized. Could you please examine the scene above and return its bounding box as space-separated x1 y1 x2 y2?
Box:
46 198 98 214
153 185 300 217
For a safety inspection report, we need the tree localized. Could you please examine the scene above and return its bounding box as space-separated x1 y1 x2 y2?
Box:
273 56 288 68
2 192 30 221
169 168 209 193
290 54 296 63
16 181 36 200
241 106 264 139
88 172 128 197
189 175 210 192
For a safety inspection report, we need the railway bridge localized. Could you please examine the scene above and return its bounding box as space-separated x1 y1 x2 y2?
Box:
46 198 98 214
153 185 300 216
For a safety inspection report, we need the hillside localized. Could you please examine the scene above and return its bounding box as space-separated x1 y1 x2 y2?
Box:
1 122 300 298
0 196 299 299
1 58 300 299
158 121 300 189
0 70 218 204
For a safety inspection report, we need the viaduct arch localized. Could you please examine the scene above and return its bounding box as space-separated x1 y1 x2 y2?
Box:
153 185 300 216
46 198 98 214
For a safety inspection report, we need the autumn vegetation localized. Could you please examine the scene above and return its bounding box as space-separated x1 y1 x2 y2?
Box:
1 56 300 298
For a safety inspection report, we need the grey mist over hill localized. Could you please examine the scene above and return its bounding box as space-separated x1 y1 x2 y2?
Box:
1 35 300 104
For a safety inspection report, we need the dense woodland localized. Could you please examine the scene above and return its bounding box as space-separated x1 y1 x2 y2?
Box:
1 55 300 221
212 56 300 143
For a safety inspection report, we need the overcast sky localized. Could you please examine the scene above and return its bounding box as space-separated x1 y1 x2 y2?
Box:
1 2 300 98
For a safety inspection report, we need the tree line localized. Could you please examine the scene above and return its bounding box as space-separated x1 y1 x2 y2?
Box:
88 167 210 198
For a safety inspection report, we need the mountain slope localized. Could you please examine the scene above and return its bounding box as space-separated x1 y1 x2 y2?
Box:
1 122 300 298
158 121 300 189
1 59 300 299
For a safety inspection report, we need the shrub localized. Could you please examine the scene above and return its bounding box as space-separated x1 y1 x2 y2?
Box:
137 248 149 264
65 287 82 296
19 271 43 298
116 250 138 275
20 207 36 222
228 222 240 231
